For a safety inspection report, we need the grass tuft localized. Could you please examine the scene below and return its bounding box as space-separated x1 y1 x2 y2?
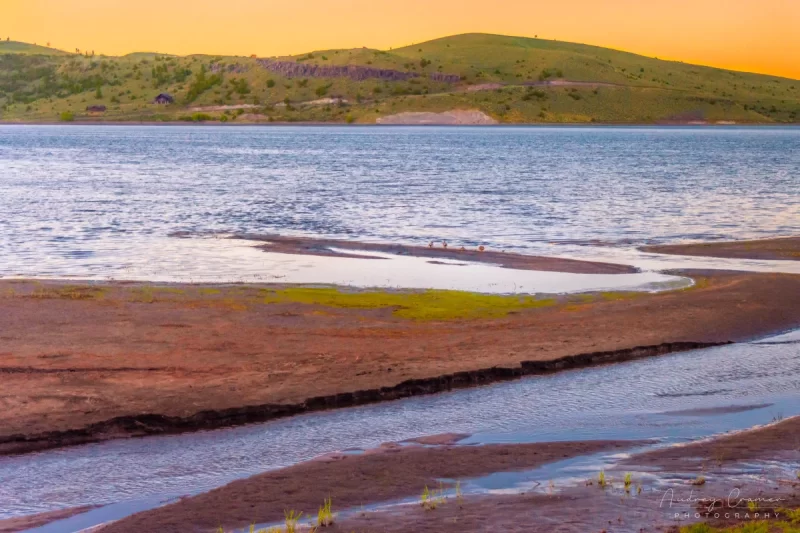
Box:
316 497 334 527
283 510 302 533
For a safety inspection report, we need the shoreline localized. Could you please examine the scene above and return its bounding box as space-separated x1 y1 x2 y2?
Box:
230 233 638 274
1 268 799 455
0 506 99 533
2 120 798 127
642 236 800 262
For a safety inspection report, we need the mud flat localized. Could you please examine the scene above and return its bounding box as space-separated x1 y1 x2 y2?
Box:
96 439 641 533
1 269 799 455
95 418 800 533
642 236 800 261
233 233 637 274
627 414 800 470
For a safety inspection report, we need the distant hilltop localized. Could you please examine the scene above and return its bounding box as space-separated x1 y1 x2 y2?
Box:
1 33 798 124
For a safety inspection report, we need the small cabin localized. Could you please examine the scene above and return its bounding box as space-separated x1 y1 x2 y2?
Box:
153 93 174 105
85 105 107 113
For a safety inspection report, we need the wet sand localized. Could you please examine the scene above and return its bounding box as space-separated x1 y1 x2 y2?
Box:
232 233 638 274
627 415 800 470
323 417 800 533
1 270 800 455
0 506 98 533
98 418 800 532
642 236 800 261
98 439 640 533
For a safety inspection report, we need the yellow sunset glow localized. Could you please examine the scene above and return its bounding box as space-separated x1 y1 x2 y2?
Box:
3 0 799 78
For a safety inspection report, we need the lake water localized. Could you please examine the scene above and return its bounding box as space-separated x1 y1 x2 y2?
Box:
0 125 798 286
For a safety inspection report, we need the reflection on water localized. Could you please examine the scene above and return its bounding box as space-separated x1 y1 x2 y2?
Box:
1 331 798 520
1 125 798 282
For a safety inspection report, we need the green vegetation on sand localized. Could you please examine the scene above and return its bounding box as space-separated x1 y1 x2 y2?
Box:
261 287 556 320
1 33 798 124
681 506 800 532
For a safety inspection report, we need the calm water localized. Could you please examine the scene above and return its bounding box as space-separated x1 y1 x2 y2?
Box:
0 125 798 282
2 330 799 523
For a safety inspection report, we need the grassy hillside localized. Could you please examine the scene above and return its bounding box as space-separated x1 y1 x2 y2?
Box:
0 40 70 56
1 33 798 124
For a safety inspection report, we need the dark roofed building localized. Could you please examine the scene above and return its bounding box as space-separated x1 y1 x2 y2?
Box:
154 93 174 104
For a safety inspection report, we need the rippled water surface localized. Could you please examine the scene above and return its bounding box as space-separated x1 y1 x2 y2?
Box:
2 331 799 522
1 125 798 281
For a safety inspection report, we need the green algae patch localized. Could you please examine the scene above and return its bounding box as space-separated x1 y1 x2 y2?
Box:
197 288 222 296
598 291 643 301
260 287 556 321
28 285 109 301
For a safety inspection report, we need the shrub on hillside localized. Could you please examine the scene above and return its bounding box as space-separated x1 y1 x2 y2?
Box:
185 65 223 103
190 112 213 121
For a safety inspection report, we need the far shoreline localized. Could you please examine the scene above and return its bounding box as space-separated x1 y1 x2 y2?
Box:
2 120 799 127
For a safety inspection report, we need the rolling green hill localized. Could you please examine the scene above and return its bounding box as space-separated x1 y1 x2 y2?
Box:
1 33 798 124
0 40 70 56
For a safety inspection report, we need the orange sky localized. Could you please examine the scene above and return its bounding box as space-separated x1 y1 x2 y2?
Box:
4 0 799 79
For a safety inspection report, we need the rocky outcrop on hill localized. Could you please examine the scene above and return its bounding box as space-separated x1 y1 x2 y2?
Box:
429 72 461 83
257 59 416 81
257 59 461 84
